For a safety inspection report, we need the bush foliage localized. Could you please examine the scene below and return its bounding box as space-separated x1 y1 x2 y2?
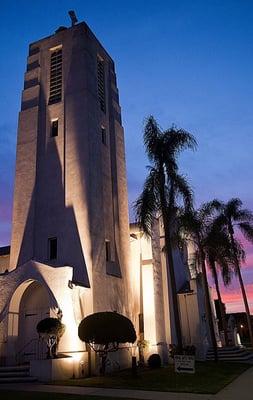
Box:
37 317 65 358
78 311 136 346
78 311 136 375
148 353 161 368
37 317 65 337
169 344 196 358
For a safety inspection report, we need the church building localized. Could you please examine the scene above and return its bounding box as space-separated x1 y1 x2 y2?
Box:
0 18 213 379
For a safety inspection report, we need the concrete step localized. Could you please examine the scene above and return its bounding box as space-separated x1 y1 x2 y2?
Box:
208 346 245 351
207 346 253 363
208 350 250 357
0 371 30 378
206 355 253 361
208 346 247 351
0 376 37 383
0 364 37 383
0 365 29 372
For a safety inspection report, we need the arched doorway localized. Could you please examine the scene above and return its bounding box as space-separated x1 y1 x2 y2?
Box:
17 282 50 363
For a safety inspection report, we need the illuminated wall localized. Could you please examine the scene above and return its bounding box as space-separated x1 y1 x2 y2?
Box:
129 220 212 361
142 264 157 346
129 222 168 361
0 21 135 368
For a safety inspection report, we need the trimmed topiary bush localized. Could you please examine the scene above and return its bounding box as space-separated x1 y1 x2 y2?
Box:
37 317 65 359
148 353 161 368
78 311 136 374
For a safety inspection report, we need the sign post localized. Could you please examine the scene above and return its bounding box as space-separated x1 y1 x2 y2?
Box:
174 355 195 374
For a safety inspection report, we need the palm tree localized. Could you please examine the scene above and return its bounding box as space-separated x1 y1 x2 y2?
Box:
135 116 196 349
205 227 234 347
214 198 253 347
177 202 221 361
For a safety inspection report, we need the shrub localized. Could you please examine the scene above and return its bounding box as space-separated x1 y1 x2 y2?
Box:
137 339 149 350
183 345 196 355
169 344 196 358
148 353 161 368
37 317 65 358
78 312 136 374
78 312 136 346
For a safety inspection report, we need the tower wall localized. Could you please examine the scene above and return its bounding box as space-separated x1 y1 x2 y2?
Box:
10 23 133 318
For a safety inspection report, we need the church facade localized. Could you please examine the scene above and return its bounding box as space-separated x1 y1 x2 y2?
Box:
0 21 213 376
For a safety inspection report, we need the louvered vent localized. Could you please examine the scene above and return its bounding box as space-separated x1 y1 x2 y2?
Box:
49 48 62 104
97 58 106 112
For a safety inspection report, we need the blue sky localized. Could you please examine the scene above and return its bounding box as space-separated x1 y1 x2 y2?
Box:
0 1 253 310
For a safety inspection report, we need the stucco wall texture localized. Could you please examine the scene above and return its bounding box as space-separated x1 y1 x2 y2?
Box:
0 22 137 366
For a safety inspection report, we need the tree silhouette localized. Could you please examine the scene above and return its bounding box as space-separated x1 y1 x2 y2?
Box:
135 116 196 349
214 198 253 347
176 201 221 361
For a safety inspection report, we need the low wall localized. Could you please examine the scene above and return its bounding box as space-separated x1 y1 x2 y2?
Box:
30 352 89 382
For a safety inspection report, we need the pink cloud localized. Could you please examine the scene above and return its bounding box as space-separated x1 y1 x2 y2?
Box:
212 280 253 314
208 229 253 313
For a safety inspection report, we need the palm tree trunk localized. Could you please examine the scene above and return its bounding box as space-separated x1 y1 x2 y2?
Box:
158 170 183 350
199 249 218 361
211 261 229 346
237 266 253 347
139 236 145 365
164 225 183 350
165 227 183 351
229 229 253 348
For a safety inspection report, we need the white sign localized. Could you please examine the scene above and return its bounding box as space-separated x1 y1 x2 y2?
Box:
174 355 195 374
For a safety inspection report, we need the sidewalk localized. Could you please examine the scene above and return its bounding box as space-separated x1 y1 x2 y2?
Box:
0 367 252 400
0 383 213 400
215 366 253 400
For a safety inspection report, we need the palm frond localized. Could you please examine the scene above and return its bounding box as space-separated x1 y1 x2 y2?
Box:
237 242 246 264
220 263 233 286
163 127 197 155
236 209 253 223
206 255 216 279
211 213 227 232
231 238 246 271
239 222 253 244
199 200 222 222
134 167 160 236
177 208 200 238
172 172 194 211
162 151 178 173
143 116 162 163
205 243 233 288
225 198 243 220
170 210 188 251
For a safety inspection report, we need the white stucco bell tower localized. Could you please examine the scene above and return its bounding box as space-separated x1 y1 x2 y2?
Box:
0 21 135 368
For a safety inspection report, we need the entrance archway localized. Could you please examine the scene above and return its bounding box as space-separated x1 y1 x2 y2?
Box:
17 281 50 362
7 280 51 364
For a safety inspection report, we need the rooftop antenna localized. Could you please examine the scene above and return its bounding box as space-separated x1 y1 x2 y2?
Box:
68 10 78 27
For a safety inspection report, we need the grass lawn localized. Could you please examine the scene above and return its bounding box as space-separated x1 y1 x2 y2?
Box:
0 392 135 400
54 361 249 394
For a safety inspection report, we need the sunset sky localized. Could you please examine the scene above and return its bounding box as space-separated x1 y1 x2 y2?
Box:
0 0 253 313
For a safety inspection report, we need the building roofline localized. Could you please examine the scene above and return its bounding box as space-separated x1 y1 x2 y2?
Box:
29 21 114 63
